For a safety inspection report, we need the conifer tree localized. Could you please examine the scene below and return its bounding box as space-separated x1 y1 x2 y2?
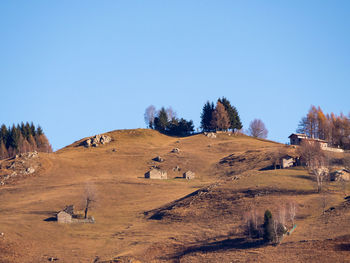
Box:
263 210 274 242
200 101 215 132
154 107 169 133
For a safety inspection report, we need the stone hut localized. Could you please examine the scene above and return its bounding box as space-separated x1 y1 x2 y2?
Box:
183 171 195 180
330 169 350 181
57 211 72 223
57 205 74 223
281 155 295 169
145 168 167 179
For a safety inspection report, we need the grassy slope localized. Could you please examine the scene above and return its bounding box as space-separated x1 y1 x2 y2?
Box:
0 129 349 262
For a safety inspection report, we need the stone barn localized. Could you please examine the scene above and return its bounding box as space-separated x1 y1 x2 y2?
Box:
57 211 72 223
281 155 295 169
145 168 167 179
183 171 195 180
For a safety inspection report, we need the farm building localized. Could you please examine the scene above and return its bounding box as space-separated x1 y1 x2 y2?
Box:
281 155 295 169
183 171 195 180
145 168 167 179
57 211 72 223
288 133 308 145
288 133 328 149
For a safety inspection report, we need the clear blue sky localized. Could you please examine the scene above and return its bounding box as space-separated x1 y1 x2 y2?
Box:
1 1 349 150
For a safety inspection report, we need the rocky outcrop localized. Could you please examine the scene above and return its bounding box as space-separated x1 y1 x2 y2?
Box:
82 134 112 148
0 151 39 186
204 132 216 138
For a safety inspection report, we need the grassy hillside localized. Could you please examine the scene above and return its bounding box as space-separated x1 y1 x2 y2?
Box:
0 129 349 262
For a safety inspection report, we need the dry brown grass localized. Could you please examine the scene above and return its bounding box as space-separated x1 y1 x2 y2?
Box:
0 129 349 262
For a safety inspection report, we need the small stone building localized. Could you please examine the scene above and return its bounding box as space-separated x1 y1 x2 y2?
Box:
330 169 350 181
183 171 195 180
281 155 295 169
57 211 72 223
145 168 168 179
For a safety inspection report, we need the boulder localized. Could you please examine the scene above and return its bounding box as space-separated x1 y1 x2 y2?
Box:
154 156 164 162
204 132 216 138
173 165 181 172
171 148 180 153
25 167 35 174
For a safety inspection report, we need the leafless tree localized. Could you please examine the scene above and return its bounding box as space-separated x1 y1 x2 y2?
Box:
144 105 157 128
288 201 297 227
298 140 328 192
248 119 268 139
273 219 280 244
244 208 260 238
271 146 288 169
83 184 97 219
166 107 177 122
278 205 286 226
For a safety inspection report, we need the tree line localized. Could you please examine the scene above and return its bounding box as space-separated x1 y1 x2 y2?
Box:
144 97 243 136
297 105 350 149
0 122 52 159
200 97 242 132
144 106 194 136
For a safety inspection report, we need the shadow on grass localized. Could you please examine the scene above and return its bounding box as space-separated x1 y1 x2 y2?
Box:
171 237 265 259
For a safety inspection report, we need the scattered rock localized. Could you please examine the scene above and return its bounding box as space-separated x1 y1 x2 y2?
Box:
171 148 180 153
20 151 38 159
204 132 216 138
173 165 181 172
153 156 164 162
48 257 58 262
25 167 35 175
183 170 195 180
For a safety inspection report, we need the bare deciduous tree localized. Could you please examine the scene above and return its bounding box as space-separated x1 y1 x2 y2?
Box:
248 119 268 139
83 184 97 219
166 107 177 122
144 105 157 128
298 140 328 192
271 146 288 169
288 201 297 227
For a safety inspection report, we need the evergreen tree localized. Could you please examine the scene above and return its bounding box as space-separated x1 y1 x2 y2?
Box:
263 210 274 242
8 125 20 150
200 101 215 132
30 122 36 136
36 125 43 136
154 107 169 133
0 124 8 146
0 140 8 159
